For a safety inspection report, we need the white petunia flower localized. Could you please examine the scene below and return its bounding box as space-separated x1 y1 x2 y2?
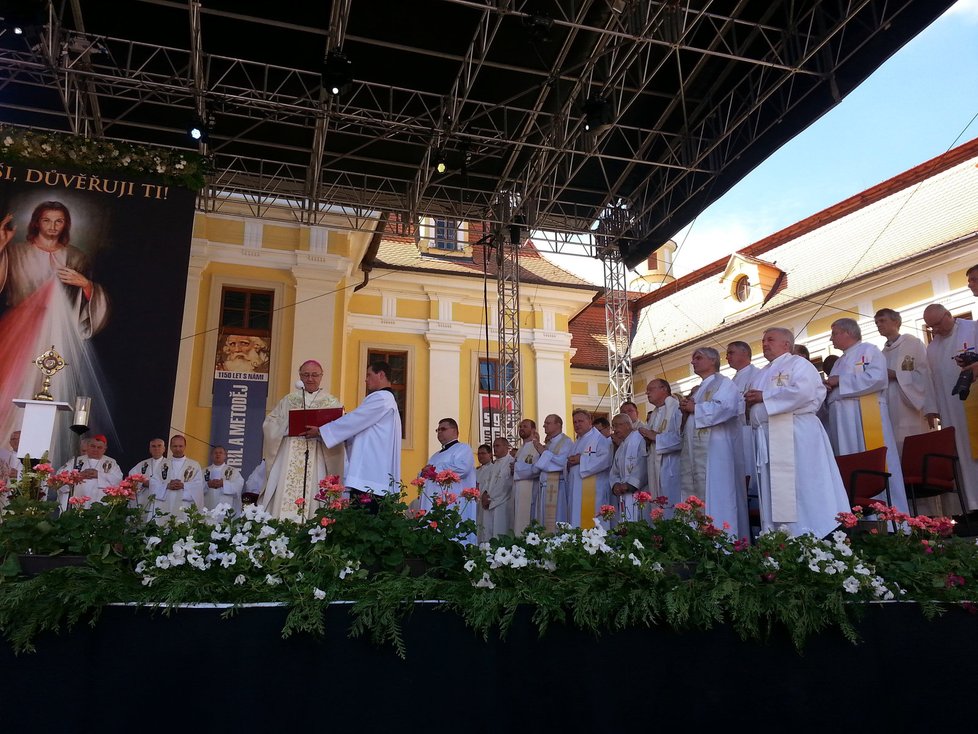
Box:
632 539 644 551
145 536 162 550
141 575 156 587
525 532 541 546
463 559 476 573
264 574 282 586
313 588 326 600
308 526 328 543
628 553 641 567
233 574 247 585
474 572 496 589
842 576 860 594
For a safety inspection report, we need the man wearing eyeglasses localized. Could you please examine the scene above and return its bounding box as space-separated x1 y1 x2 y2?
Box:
415 418 477 541
924 303 978 513
260 360 341 520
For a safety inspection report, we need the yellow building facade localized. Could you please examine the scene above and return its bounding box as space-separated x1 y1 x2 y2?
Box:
170 208 596 488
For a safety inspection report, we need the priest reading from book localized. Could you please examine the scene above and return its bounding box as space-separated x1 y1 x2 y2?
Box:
261 360 341 520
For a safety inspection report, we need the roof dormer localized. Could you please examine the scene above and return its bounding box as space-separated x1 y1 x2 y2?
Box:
719 253 786 318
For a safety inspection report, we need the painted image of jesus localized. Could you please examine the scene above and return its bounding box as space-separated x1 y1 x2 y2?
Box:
0 200 112 462
0 201 109 334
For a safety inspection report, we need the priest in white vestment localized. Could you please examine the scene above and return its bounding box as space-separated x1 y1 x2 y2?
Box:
529 414 572 531
923 305 978 511
728 341 762 497
479 437 515 542
679 347 748 537
475 443 493 534
129 437 167 518
877 308 946 514
745 328 850 538
0 430 21 512
57 434 123 509
511 419 541 535
640 380 682 517
825 318 910 514
563 409 612 528
875 309 936 451
621 401 642 428
204 445 245 515
0 430 21 480
609 414 648 522
416 418 477 542
262 360 342 519
317 361 402 499
149 435 205 520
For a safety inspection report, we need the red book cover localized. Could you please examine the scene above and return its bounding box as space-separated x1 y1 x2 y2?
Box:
288 407 344 436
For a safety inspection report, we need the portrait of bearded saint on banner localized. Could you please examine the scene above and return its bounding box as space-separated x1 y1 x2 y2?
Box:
216 333 270 374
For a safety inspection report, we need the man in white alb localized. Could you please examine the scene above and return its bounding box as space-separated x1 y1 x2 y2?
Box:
204 445 245 515
875 308 936 451
825 317 910 514
639 380 682 516
745 328 849 538
129 437 167 517
923 304 978 513
151 435 205 521
58 434 123 509
529 414 571 532
679 346 747 536
416 418 477 517
609 414 648 522
480 436 514 542
314 361 402 508
563 409 612 528
510 419 541 535
727 341 761 496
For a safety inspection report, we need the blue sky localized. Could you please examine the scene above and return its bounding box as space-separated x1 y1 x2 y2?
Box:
543 0 978 284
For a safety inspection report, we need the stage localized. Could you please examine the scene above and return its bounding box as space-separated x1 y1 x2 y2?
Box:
1 601 974 731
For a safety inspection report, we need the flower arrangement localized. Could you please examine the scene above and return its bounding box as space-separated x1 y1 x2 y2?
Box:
311 475 477 573
2 489 978 657
0 125 209 190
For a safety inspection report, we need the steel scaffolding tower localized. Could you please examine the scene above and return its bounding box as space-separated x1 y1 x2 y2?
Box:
494 197 523 444
597 205 633 414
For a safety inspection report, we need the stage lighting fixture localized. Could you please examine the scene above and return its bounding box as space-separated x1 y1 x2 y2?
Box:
435 153 448 174
583 95 613 133
323 51 353 96
2 0 44 37
187 115 210 143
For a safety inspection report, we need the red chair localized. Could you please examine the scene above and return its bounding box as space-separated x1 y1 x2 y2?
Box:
901 428 968 526
835 447 892 509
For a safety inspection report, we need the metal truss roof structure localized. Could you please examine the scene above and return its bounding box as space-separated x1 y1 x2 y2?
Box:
0 0 954 266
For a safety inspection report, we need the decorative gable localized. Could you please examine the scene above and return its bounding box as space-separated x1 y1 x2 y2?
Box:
719 253 787 318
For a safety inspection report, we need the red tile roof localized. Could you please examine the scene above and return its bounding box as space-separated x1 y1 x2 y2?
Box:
372 234 597 290
569 301 610 370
